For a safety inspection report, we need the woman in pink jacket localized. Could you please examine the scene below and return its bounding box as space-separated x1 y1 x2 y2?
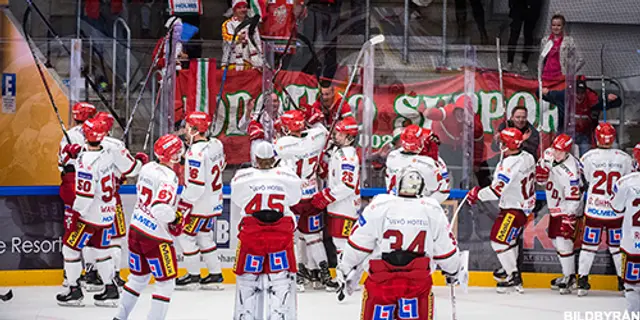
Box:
540 14 584 80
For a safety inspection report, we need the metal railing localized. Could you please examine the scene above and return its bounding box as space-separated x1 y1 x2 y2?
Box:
112 17 132 144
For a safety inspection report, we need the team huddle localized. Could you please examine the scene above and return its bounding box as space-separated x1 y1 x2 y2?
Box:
54 97 639 319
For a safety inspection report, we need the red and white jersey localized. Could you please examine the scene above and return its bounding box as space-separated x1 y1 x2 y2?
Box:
274 126 328 199
385 150 448 203
182 139 226 217
58 125 85 171
258 0 303 53
539 148 583 216
73 149 118 227
610 172 640 255
230 166 302 219
581 148 634 220
130 162 180 242
326 146 361 220
101 136 143 178
342 194 460 274
479 151 536 214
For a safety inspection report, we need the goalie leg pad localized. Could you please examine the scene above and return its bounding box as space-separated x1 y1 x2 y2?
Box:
234 273 264 320
264 272 297 320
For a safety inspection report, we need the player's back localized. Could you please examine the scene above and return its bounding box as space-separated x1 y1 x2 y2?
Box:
386 150 440 194
74 148 117 226
185 139 225 213
611 172 640 255
131 162 179 242
545 151 582 210
275 126 327 198
495 151 537 213
581 148 634 219
230 167 302 218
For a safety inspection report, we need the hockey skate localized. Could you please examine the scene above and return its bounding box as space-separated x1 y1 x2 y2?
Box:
550 276 562 290
296 274 306 292
113 271 126 288
83 269 104 293
496 272 524 294
56 284 84 307
200 273 224 291
310 269 323 290
296 263 311 292
175 274 200 291
319 261 339 292
556 275 576 295
94 284 119 307
618 276 625 295
493 268 508 283
576 275 590 297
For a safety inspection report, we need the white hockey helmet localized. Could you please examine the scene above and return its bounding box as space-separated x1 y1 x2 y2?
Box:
397 167 427 197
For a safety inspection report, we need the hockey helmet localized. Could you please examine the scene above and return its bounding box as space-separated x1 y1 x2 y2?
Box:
154 134 184 164
95 112 115 132
397 167 426 197
499 127 524 151
633 143 640 164
594 122 616 146
82 117 109 143
185 111 212 133
335 117 359 137
552 134 573 153
72 102 97 122
280 110 305 133
400 125 425 153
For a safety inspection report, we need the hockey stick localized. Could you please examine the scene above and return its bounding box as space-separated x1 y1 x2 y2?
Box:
600 44 607 122
537 40 553 157
496 37 508 127
22 7 71 144
142 82 164 152
450 193 468 228
0 290 13 302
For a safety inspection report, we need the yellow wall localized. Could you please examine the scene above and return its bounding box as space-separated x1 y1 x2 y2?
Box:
0 10 69 186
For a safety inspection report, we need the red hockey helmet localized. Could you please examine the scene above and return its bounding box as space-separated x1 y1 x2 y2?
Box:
280 110 305 133
95 111 115 132
185 111 212 133
499 127 524 150
154 134 184 164
335 116 358 137
72 102 97 122
82 117 109 143
594 122 616 146
400 124 425 153
552 134 573 153
633 143 640 164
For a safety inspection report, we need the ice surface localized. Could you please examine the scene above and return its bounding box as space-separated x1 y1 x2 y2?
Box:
0 285 625 320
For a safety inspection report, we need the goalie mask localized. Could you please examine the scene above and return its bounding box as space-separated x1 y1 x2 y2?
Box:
397 168 426 198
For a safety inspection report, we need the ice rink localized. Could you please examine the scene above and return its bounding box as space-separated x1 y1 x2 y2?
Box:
0 285 625 320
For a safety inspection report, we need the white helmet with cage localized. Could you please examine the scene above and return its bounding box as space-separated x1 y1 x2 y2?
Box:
397 167 428 198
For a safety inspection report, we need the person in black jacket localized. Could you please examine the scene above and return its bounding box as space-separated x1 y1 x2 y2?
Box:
492 106 540 161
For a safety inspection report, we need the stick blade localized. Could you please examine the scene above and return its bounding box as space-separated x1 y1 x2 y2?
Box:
1 290 13 302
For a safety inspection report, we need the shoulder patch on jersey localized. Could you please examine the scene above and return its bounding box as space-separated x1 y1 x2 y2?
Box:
342 164 355 171
188 160 201 168
358 214 367 226
497 173 511 183
77 172 93 180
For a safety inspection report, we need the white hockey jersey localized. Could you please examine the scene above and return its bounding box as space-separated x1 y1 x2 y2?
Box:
326 146 361 220
581 148 634 220
58 125 85 171
385 149 448 203
101 136 143 178
181 139 226 217
611 172 640 255
274 126 328 200
130 162 180 242
341 194 460 274
73 149 118 227
479 151 536 214
230 166 302 219
539 148 583 216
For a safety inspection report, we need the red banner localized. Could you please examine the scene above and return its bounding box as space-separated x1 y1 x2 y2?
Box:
178 68 565 164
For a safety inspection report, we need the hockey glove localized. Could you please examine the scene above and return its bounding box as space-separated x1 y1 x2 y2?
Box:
317 159 329 180
466 186 480 205
559 215 578 238
135 152 150 165
291 201 322 217
63 143 82 160
247 120 265 141
63 208 81 233
535 164 550 184
311 189 335 210
169 200 191 237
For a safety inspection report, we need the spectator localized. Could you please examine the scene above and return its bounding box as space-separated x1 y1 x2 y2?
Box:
540 14 584 80
165 0 203 59
454 0 489 44
541 79 622 155
299 0 342 79
221 0 263 70
505 0 542 73
492 106 540 161
312 80 352 127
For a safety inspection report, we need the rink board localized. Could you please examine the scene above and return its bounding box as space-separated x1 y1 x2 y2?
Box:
0 186 622 290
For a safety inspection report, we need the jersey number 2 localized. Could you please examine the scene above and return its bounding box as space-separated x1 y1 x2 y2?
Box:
382 230 426 254
632 198 640 227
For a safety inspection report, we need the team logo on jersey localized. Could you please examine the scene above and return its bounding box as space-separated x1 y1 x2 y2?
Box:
159 243 176 277
624 261 640 282
496 213 515 242
148 258 164 278
273 5 287 25
269 251 290 272
309 214 323 232
583 226 602 245
129 252 142 273
373 305 395 320
398 298 419 319
245 254 264 273
358 214 367 227
608 229 622 246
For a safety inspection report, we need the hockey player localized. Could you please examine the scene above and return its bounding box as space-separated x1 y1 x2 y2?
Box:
335 168 461 317
115 134 184 320
577 123 634 296
535 134 583 294
386 125 449 203
230 141 302 320
610 148 640 312
95 111 149 287
56 117 120 307
175 112 226 290
466 127 536 293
